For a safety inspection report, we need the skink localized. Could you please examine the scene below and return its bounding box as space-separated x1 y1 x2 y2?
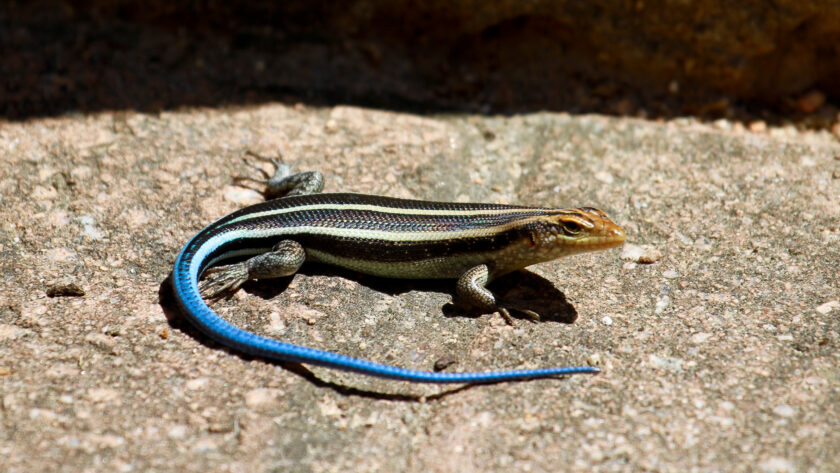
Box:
172 160 625 384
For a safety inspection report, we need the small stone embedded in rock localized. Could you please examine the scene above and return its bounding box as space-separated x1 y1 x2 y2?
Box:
167 425 188 440
78 216 105 240
759 457 796 473
594 171 614 184
620 244 644 261
772 404 795 418
185 378 209 390
85 333 118 353
648 354 683 372
620 243 661 264
46 283 85 297
690 332 713 344
244 388 285 413
815 300 838 314
433 356 458 372
637 248 662 264
87 387 121 404
0 324 29 341
654 295 671 314
694 236 713 251
748 121 767 133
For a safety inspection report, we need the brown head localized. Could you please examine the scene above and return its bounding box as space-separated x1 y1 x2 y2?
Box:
515 207 624 263
490 207 625 276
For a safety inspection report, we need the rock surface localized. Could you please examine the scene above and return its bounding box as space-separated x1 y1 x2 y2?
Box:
1 104 838 472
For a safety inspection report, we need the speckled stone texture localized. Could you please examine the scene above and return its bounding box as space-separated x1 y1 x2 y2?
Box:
1 105 838 472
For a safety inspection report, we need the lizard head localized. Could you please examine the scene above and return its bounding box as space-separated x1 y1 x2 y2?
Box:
525 207 626 258
489 207 625 277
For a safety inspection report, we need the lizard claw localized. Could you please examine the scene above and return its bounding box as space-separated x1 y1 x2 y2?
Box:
244 149 284 169
199 263 250 299
497 307 541 325
234 150 291 186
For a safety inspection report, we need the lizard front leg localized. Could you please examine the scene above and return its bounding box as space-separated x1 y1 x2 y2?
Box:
237 151 325 198
456 264 541 325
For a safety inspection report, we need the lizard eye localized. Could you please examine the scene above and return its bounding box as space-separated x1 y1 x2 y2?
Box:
561 221 582 235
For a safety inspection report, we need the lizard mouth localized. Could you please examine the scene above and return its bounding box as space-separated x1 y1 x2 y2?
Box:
590 224 626 249
560 211 625 251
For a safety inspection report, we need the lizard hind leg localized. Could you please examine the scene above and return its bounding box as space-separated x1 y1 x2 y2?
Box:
199 263 250 299
199 240 306 299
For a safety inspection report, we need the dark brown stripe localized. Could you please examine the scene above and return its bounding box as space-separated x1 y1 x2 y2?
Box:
190 193 580 268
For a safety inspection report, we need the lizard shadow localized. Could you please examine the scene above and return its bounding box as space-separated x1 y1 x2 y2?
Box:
244 263 579 325
159 273 547 402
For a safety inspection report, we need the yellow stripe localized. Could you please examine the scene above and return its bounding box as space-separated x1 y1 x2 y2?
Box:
224 202 547 226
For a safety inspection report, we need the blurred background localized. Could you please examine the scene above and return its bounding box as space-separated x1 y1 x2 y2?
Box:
2 0 839 125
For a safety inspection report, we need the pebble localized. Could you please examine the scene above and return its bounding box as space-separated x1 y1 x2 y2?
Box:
772 404 795 418
85 433 126 450
620 244 661 264
46 282 85 297
654 295 671 314
244 388 285 413
759 457 796 473
748 121 767 133
192 437 219 453
638 249 662 264
167 425 189 440
694 236 712 251
815 300 838 314
594 171 614 184
433 356 458 371
87 387 121 404
185 378 210 390
690 332 713 344
0 324 29 341
44 247 76 263
266 312 286 334
620 244 645 261
78 215 105 240
85 333 118 353
648 354 683 372
317 395 342 418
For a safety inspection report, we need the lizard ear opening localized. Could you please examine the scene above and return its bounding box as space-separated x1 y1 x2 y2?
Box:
526 230 539 247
